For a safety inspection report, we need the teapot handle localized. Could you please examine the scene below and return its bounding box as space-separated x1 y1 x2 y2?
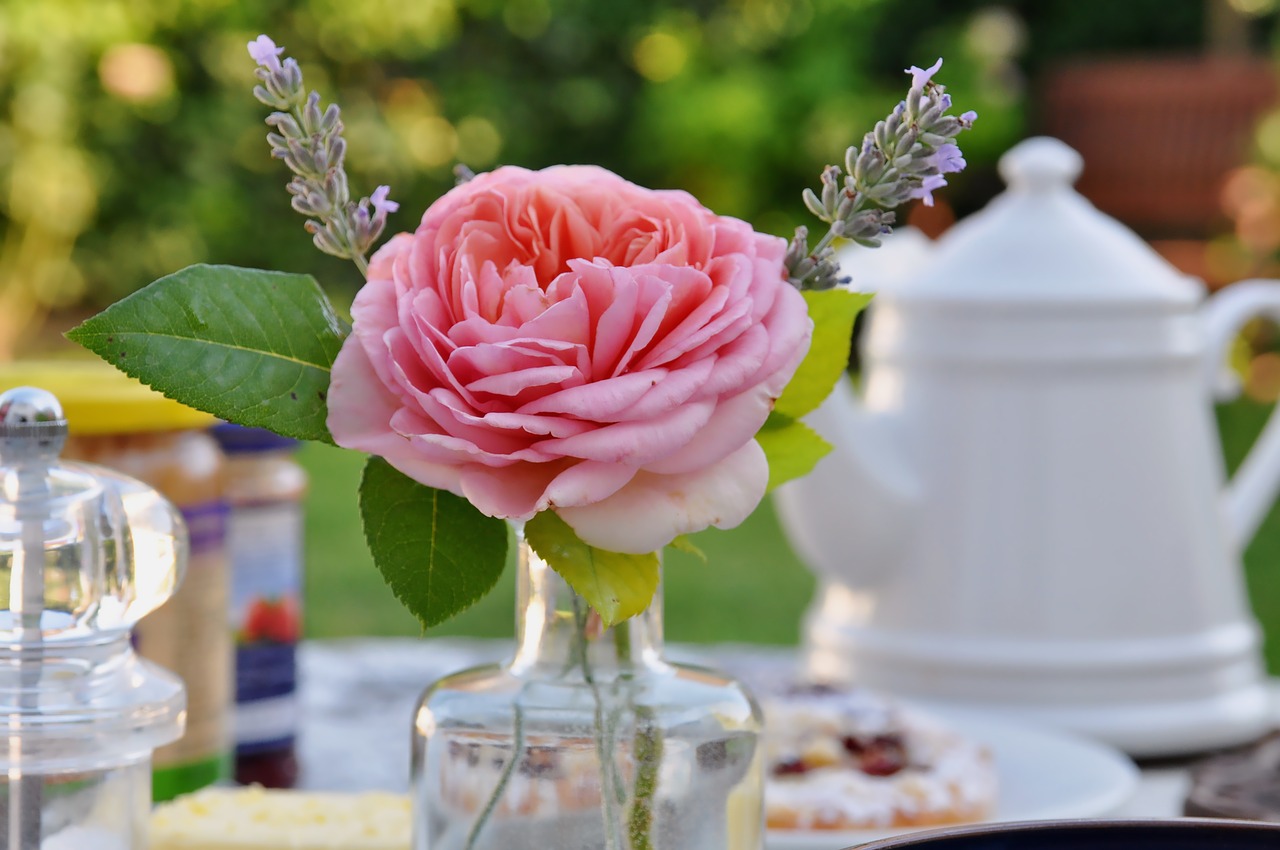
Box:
1202 279 1280 550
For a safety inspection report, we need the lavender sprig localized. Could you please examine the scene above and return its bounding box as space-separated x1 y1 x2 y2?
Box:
786 59 977 290
248 35 398 278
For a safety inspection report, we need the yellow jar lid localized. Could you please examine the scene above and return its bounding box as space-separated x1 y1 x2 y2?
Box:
0 359 217 434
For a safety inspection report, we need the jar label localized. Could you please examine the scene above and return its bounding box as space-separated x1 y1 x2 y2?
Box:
135 500 232 789
228 501 302 752
184 500 231 554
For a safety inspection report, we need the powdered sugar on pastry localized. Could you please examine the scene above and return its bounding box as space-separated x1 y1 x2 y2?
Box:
763 686 997 831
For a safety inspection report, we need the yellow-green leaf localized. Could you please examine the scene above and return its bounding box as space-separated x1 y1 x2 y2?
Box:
774 289 872 421
525 511 659 627
667 534 707 565
758 412 832 491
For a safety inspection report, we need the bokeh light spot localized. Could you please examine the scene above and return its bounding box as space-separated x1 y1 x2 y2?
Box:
1229 0 1278 16
456 116 502 167
1222 166 1280 255
31 257 86 309
633 31 688 83
311 0 460 59
9 146 98 236
1257 111 1280 165
99 43 175 104
384 78 440 117
404 116 459 167
1247 350 1280 402
964 7 1026 61
503 0 552 40
13 82 69 139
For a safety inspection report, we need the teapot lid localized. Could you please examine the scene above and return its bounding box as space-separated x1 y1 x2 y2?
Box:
889 137 1202 307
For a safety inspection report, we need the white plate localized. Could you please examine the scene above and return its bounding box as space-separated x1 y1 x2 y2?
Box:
765 709 1139 850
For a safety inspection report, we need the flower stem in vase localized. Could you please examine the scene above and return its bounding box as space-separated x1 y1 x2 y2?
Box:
461 702 525 850
627 707 663 850
611 621 662 850
571 595 626 850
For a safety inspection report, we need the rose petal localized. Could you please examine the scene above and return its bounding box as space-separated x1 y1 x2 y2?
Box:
347 278 402 391
606 357 714 422
544 460 638 509
460 460 570 519
752 279 812 394
642 386 774 475
558 439 768 553
518 368 669 419
327 337 465 496
395 389 549 462
466 364 580 398
537 397 715 465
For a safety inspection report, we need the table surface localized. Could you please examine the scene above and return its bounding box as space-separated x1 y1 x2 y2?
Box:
296 638 1208 818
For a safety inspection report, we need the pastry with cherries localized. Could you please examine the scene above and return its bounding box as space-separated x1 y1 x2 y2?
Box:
763 684 997 831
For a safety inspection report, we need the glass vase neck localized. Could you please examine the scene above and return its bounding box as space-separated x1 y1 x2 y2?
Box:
509 531 664 677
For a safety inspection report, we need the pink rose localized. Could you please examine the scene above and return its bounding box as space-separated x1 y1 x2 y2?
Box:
327 165 812 553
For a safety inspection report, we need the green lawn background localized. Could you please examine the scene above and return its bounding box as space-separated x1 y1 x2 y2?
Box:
300 399 1280 674
299 442 816 645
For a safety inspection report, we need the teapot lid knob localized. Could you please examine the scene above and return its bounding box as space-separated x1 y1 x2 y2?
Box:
998 136 1084 193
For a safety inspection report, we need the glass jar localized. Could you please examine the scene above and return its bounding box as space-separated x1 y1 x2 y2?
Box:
411 532 764 850
0 385 187 850
213 424 307 789
0 361 232 802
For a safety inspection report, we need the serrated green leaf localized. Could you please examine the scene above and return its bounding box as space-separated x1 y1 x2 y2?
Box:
66 264 349 443
774 289 872 421
758 412 832 491
359 457 508 629
667 534 707 565
525 511 659 627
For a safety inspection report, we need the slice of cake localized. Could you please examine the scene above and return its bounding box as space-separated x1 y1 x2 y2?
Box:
149 786 410 850
763 684 997 831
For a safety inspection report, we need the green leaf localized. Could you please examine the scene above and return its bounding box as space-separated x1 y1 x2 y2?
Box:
524 511 659 627
66 264 349 444
359 457 508 629
757 412 832 491
773 289 871 421
667 534 707 565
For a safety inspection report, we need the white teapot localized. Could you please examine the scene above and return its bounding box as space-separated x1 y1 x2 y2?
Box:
776 137 1280 756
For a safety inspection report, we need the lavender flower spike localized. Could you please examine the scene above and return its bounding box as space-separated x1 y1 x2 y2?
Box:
906 58 944 90
248 35 284 71
932 142 966 174
371 185 400 217
909 174 948 207
786 57 977 290
246 35 395 277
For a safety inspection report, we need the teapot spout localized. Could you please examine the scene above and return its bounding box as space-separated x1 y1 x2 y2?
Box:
773 377 919 588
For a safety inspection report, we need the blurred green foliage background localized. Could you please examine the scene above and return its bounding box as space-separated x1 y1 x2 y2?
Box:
4 0 1258 354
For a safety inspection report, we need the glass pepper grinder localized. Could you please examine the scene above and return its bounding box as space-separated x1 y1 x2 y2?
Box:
0 387 187 849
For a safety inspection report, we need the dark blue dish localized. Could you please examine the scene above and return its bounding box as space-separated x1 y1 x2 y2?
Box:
853 819 1280 849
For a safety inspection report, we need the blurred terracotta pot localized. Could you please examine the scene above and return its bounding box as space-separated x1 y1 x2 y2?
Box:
1040 56 1276 239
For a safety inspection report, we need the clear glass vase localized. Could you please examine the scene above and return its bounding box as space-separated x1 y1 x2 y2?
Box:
410 532 764 850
